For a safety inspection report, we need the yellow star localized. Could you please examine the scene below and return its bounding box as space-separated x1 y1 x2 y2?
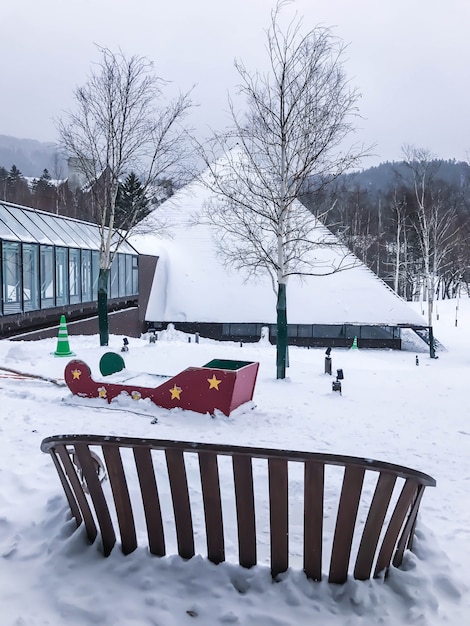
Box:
98 386 107 399
72 369 81 379
169 384 182 400
207 375 221 390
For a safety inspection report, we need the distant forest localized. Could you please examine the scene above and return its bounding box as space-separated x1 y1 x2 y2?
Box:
0 164 175 227
301 158 470 301
0 164 100 223
2 156 470 302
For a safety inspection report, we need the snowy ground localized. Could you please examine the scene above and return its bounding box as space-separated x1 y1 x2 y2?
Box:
0 298 469 625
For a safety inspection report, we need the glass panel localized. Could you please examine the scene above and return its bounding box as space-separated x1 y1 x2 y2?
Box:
92 250 99 300
125 255 132 295
75 222 101 249
0 204 21 240
110 256 119 298
55 247 69 306
312 325 345 338
359 326 395 339
288 325 298 337
298 325 313 338
13 207 53 244
23 243 39 311
34 212 73 246
344 325 361 339
81 249 92 302
1 205 36 242
69 248 81 304
21 210 56 244
2 241 22 313
132 256 138 295
118 254 126 297
53 216 90 248
40 245 55 308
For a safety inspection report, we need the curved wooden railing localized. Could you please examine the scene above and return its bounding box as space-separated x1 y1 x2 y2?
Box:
41 434 436 584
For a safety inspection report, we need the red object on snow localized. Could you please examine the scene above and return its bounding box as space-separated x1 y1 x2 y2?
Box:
64 358 259 416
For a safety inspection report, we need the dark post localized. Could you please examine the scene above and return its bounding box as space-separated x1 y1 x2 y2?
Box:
97 268 110 346
276 283 288 380
324 347 332 375
429 326 436 359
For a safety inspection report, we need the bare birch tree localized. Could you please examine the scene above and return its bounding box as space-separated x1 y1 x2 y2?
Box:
57 46 192 345
197 3 366 379
401 145 462 356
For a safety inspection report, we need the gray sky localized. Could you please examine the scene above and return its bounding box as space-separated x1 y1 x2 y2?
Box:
2 0 469 167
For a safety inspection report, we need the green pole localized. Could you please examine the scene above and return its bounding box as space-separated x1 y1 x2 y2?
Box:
276 282 288 380
429 325 436 359
98 268 110 347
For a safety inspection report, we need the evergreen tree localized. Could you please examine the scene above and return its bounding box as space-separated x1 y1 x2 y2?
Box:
7 165 30 205
0 166 7 200
32 168 55 212
115 172 150 230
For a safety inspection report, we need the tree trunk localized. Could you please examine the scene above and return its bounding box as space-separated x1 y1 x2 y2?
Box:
276 282 288 380
98 268 110 346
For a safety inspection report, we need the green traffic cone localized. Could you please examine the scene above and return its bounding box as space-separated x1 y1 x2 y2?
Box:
351 336 358 350
54 315 75 357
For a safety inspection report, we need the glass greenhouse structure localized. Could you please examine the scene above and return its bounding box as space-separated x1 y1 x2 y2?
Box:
0 201 139 318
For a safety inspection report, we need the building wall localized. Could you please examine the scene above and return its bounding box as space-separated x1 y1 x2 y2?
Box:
2 254 158 341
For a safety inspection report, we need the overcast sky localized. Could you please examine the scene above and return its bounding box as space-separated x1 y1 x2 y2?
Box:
2 0 470 167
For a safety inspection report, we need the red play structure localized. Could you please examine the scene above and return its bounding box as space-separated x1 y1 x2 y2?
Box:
64 358 259 416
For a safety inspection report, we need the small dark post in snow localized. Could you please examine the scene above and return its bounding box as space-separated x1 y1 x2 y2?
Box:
188 337 191 343
121 337 129 352
195 333 200 344
325 347 332 375
416 355 419 366
332 368 343 394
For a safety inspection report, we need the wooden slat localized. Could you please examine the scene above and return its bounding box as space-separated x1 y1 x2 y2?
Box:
374 479 417 576
56 445 97 543
52 447 82 525
133 447 165 556
393 484 425 567
269 458 288 577
303 461 324 581
165 449 194 559
354 472 396 580
329 465 365 583
232 454 256 568
74 443 116 556
198 451 225 564
102 446 137 555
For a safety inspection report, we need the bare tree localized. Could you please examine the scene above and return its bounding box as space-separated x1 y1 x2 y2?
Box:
57 46 193 345
197 3 366 378
401 145 462 356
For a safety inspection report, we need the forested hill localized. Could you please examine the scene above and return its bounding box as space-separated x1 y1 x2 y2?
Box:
0 135 64 178
339 160 470 194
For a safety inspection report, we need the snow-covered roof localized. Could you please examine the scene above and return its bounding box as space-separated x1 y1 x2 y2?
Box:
130 173 426 327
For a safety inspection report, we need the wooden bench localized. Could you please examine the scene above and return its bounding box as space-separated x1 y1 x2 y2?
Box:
41 434 436 584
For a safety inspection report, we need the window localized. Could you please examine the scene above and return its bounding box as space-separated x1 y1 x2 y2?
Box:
23 243 39 312
92 251 99 300
81 249 92 302
55 247 69 306
2 242 22 314
40 245 55 308
118 254 126 297
110 256 119 298
69 248 81 304
125 255 132 295
132 256 138 295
